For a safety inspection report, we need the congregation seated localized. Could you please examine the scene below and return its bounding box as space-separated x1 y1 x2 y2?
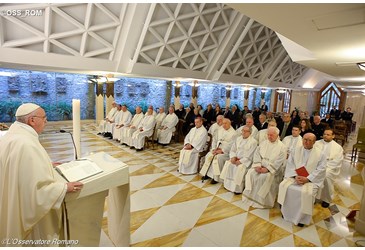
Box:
104 104 122 138
157 106 179 145
320 113 334 129
220 125 257 194
299 118 313 137
178 117 208 174
203 104 214 129
113 104 132 141
120 106 144 146
199 118 236 184
242 127 287 208
175 104 186 120
255 114 268 131
278 133 326 227
182 107 195 135
314 129 344 208
277 112 293 141
230 104 241 129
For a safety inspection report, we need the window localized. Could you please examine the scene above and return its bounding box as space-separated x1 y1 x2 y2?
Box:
319 82 342 117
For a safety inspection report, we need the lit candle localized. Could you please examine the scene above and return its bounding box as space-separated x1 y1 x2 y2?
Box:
72 99 81 159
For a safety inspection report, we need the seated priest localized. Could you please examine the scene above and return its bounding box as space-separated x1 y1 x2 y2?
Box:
282 125 303 159
178 117 208 174
208 115 224 141
120 106 144 146
220 125 257 194
236 115 258 141
157 106 179 145
199 118 236 184
98 101 117 135
315 129 343 208
130 107 156 151
242 127 287 208
278 133 326 227
257 119 277 145
153 107 166 141
112 105 132 141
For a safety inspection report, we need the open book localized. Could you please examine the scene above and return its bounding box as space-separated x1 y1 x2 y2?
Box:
55 159 103 182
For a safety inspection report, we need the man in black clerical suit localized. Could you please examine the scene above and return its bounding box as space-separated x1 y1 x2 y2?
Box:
277 112 293 140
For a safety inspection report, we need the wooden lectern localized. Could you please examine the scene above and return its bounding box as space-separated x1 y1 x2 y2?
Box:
56 152 130 246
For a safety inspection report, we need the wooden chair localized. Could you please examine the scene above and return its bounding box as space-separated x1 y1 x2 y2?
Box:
333 122 348 147
351 127 365 162
144 124 157 149
197 133 213 173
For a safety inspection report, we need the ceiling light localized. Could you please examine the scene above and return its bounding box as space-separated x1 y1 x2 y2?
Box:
277 89 286 94
261 88 268 93
357 62 365 71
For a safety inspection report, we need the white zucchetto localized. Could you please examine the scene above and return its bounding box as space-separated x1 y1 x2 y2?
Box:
15 103 41 117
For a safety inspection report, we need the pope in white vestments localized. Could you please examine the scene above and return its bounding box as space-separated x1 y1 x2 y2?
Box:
0 103 83 246
131 107 156 151
113 105 132 141
220 126 257 193
153 107 167 140
242 127 287 208
314 129 343 207
200 119 236 183
157 107 179 144
178 117 208 174
120 106 144 146
278 133 326 227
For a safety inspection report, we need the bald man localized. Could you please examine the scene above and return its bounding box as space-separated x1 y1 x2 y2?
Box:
278 133 326 227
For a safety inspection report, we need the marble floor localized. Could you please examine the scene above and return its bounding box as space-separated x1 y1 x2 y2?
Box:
40 120 365 247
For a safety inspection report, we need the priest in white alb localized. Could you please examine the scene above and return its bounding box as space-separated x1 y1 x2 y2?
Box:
282 125 303 158
98 101 117 135
157 106 179 145
314 129 343 208
120 106 144 146
220 125 257 194
236 115 258 140
208 115 224 139
278 133 326 227
199 118 236 184
0 103 83 246
113 105 132 141
104 104 121 138
242 127 287 208
153 107 166 141
130 107 156 151
257 119 277 145
178 116 208 174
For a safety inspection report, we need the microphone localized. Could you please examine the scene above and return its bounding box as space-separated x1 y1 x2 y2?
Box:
60 130 78 160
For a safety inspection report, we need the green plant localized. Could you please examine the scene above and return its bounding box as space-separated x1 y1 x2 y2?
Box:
56 102 72 120
0 99 22 122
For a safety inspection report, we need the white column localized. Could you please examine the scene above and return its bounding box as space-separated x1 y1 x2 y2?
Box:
72 99 81 159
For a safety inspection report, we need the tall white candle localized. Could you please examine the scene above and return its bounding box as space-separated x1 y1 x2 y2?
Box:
72 99 81 159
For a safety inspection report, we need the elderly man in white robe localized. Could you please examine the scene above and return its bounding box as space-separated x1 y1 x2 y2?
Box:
220 125 257 194
120 106 144 146
278 133 326 227
130 107 156 151
178 117 208 174
200 118 236 184
315 129 343 208
257 119 277 145
242 127 287 208
153 107 167 141
282 125 303 158
98 101 117 135
104 104 121 138
236 116 258 140
113 105 132 141
157 106 179 145
0 103 83 246
208 114 224 139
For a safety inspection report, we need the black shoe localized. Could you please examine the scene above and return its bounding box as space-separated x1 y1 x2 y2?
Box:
121 143 127 146
130 146 135 149
321 201 330 208
201 176 209 181
97 132 101 135
136 148 143 151
297 223 304 227
234 192 242 195
210 179 218 184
